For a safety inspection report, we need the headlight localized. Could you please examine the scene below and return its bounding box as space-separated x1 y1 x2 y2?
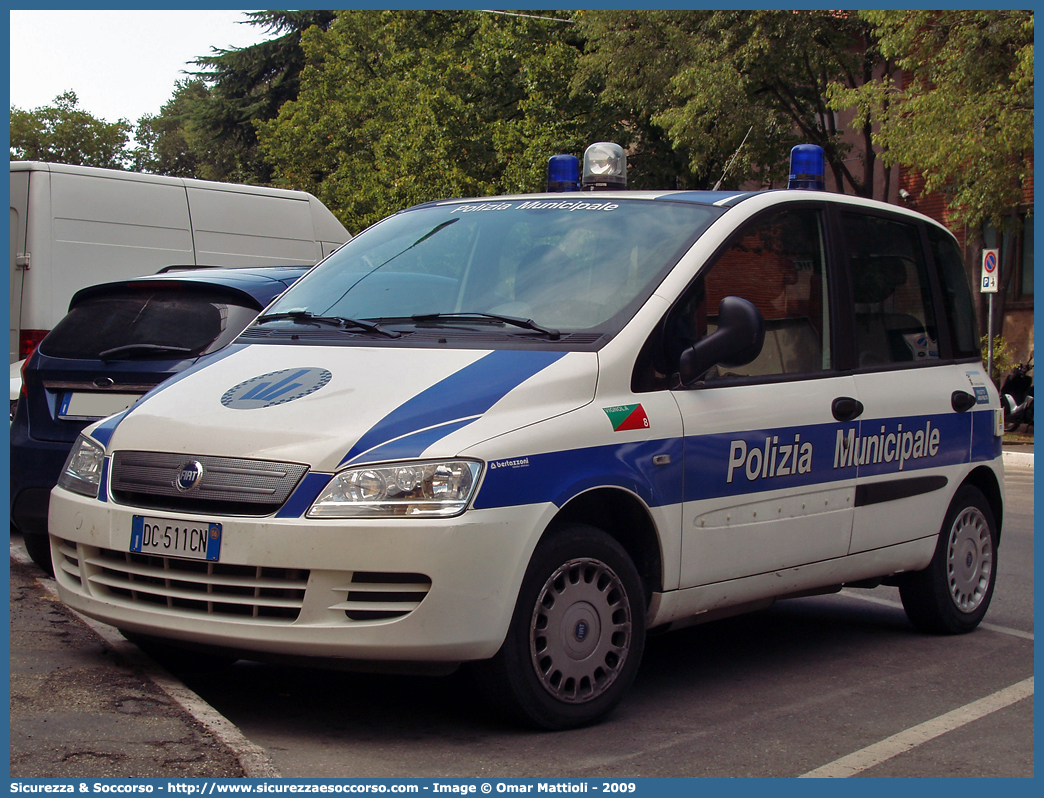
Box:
308 459 482 518
58 435 106 498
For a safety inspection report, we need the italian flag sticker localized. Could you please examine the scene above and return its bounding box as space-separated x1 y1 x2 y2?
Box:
604 403 650 432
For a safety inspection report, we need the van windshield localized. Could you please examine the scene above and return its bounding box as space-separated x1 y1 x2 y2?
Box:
263 198 723 334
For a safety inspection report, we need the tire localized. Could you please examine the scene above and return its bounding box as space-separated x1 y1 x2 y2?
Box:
898 485 998 634
23 531 55 577
121 631 239 674
473 524 646 730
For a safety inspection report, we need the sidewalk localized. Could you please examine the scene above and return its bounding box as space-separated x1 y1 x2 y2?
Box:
1002 445 1034 469
9 554 247 779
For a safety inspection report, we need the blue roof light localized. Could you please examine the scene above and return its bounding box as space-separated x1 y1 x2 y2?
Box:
546 155 580 193
788 144 826 191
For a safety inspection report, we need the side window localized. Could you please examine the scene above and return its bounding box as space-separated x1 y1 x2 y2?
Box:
843 213 939 367
927 226 980 359
664 207 830 380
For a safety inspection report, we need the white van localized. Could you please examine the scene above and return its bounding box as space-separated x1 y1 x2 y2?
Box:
9 161 350 363
49 145 1004 730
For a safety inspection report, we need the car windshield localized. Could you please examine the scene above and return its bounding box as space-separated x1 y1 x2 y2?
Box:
263 198 723 333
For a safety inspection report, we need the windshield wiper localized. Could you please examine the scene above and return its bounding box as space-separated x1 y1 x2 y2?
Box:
256 311 400 338
411 313 561 341
98 343 193 361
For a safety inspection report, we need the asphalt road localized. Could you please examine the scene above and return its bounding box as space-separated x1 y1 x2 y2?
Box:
177 463 1035 778
9 463 1034 779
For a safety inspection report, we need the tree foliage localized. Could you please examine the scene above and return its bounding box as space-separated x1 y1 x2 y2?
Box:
258 10 603 231
131 80 209 177
830 10 1033 231
577 11 891 196
572 11 712 190
10 91 132 168
186 10 337 183
12 10 1031 256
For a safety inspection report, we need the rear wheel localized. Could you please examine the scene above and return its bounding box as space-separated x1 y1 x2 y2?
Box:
22 530 55 577
899 485 997 634
474 524 645 730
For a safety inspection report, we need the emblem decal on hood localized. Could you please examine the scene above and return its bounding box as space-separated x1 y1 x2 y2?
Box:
222 368 332 410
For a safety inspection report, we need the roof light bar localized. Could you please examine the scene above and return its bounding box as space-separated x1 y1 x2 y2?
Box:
582 142 627 191
546 155 580 193
788 144 826 191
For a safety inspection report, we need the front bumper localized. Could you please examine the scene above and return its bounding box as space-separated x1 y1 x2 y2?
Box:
49 485 553 663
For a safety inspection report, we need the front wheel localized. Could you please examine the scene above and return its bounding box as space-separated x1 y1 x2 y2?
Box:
474 525 646 730
898 485 998 634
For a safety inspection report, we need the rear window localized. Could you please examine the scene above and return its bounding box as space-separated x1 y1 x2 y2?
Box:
40 290 259 360
926 226 980 359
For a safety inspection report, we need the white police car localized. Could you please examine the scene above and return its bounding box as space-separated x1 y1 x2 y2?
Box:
50 144 1003 729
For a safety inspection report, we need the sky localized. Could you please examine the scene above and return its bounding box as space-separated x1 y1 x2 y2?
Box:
9 9 271 124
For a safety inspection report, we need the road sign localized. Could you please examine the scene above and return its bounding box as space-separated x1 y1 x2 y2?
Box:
981 248 999 293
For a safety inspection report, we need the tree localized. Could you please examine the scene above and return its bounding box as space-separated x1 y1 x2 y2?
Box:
187 10 337 184
832 11 1033 337
10 91 132 168
578 11 892 196
131 80 210 177
572 10 715 190
258 10 603 232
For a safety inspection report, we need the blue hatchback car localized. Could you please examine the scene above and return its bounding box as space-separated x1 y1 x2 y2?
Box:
10 264 312 573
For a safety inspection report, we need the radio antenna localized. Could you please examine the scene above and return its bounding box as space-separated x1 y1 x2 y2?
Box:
713 125 754 191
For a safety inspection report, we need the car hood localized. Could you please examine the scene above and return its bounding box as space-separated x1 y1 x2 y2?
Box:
90 343 597 472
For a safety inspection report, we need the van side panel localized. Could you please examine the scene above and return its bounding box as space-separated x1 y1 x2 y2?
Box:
9 170 31 362
9 161 351 363
307 195 353 256
187 187 320 266
45 172 195 328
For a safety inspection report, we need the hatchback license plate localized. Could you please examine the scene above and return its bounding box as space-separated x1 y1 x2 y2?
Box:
58 392 141 420
131 516 222 561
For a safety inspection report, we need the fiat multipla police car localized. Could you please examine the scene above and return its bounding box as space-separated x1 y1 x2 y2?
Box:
50 143 1003 729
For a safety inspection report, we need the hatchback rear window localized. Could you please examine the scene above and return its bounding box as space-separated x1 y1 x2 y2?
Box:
40 290 258 360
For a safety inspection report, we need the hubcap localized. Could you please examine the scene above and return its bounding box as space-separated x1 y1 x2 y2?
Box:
946 506 993 613
529 558 632 704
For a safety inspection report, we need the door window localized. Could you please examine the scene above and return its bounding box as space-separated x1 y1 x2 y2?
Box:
843 214 939 367
664 207 830 380
927 226 980 360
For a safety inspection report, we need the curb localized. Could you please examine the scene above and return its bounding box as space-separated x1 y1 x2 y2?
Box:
10 544 282 779
1003 450 1034 469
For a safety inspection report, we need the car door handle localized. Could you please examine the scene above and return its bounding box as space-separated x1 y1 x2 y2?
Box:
951 390 977 413
832 396 864 422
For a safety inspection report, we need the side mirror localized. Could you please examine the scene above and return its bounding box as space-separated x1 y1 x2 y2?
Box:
677 296 765 386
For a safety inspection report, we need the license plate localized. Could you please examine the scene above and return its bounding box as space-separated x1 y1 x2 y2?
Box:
131 516 222 561
59 392 141 420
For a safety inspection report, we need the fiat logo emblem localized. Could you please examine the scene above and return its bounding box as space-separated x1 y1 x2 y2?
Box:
175 461 204 492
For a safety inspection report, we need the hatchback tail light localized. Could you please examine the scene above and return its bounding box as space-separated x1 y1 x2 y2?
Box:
19 329 48 360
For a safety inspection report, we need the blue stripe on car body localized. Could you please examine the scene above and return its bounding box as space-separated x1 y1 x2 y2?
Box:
276 472 334 519
473 410 982 512
340 349 567 466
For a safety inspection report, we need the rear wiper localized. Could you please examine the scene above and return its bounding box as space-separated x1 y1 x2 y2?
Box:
98 343 193 362
256 311 400 338
411 313 561 340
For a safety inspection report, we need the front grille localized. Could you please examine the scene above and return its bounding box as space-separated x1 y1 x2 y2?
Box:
335 572 433 621
57 538 308 622
111 451 308 515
